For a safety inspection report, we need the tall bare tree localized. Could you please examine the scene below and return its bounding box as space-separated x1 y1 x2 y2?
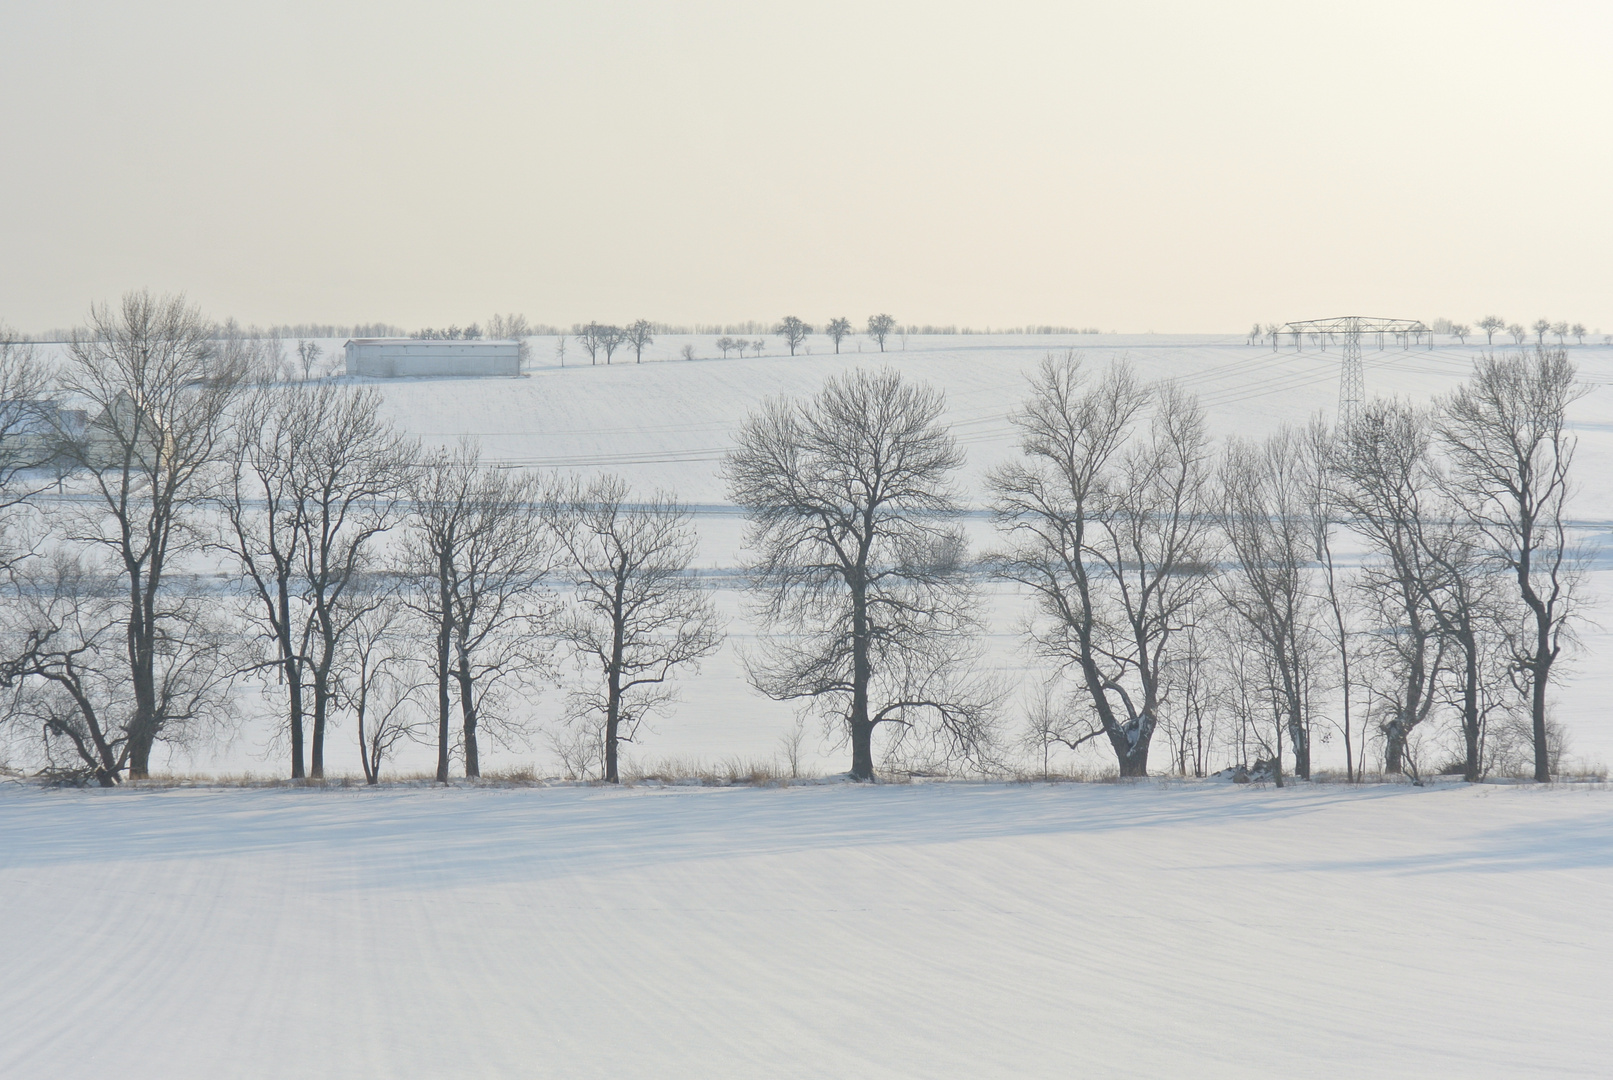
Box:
217 384 413 777
1218 427 1330 782
1438 347 1584 781
989 354 1215 777
54 292 244 778
725 369 994 780
1477 316 1505 346
552 475 723 782
1330 402 1450 775
406 444 558 781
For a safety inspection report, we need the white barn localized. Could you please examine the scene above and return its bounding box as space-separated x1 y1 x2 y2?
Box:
344 338 523 378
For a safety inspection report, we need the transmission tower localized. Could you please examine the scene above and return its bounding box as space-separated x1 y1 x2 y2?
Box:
1280 316 1427 428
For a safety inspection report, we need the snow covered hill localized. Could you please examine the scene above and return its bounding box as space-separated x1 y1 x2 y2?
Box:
1 780 1607 1078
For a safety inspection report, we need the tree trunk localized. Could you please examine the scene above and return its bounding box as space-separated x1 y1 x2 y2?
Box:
309 679 327 779
435 560 453 784
1460 636 1481 783
849 578 875 781
1531 656 1551 783
849 717 875 781
1384 719 1405 774
456 655 479 779
1288 713 1310 780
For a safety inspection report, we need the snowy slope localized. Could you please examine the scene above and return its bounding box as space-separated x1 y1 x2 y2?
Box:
1 781 1608 1079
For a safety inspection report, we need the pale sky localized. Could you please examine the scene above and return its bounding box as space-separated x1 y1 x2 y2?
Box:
3 0 1609 333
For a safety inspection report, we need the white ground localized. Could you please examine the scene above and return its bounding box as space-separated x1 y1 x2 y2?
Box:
2 780 1609 1078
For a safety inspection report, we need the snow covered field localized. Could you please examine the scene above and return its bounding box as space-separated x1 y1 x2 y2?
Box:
2 779 1609 1078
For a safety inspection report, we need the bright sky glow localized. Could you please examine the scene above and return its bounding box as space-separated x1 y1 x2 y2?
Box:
2 0 1609 331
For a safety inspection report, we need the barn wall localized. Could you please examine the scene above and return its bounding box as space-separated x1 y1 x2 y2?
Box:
344 340 522 378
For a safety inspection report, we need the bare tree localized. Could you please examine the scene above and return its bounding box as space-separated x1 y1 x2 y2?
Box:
341 597 429 784
0 328 58 571
1438 347 1585 781
1549 321 1568 345
1218 428 1331 782
575 323 603 365
217 384 413 777
775 316 811 357
296 340 322 380
1331 403 1450 775
1302 417 1360 781
1570 322 1586 345
598 324 625 365
487 314 533 368
295 388 415 777
1531 319 1550 345
406 444 558 781
626 320 654 364
53 292 244 779
215 385 315 777
4 555 235 785
825 317 852 354
1507 323 1526 345
1450 323 1471 345
716 336 736 359
725 368 995 780
555 334 568 367
866 314 896 352
1477 316 1505 346
551 475 723 782
989 354 1215 777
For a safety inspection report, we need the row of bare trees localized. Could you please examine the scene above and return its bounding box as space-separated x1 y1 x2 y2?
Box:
724 350 1584 783
0 294 722 785
0 296 1587 785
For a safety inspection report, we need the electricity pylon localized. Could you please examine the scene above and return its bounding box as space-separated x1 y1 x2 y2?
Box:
1280 316 1427 428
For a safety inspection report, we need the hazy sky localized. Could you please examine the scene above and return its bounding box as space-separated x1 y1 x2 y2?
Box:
3 1 1610 332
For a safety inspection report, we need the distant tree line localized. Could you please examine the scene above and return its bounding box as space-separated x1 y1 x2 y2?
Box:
1250 316 1597 349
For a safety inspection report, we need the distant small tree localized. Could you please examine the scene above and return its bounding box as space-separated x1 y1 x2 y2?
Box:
826 317 852 354
599 324 625 364
626 320 654 363
1570 323 1586 345
680 343 696 361
1507 323 1527 345
1550 321 1568 345
1478 315 1505 346
716 336 735 359
576 324 603 365
555 334 567 367
1248 323 1262 345
296 339 323 380
1450 323 1470 345
1531 319 1551 345
775 316 811 356
867 313 896 352
749 339 765 358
